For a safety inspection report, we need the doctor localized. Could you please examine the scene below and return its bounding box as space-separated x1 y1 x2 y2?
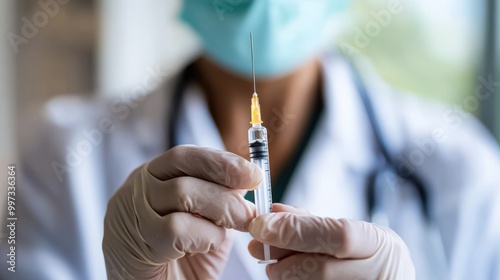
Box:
11 0 500 280
101 1 500 279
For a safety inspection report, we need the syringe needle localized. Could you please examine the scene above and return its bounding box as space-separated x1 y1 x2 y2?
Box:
250 33 256 94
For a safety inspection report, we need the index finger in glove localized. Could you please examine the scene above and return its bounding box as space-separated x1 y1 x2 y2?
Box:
148 145 263 189
249 212 391 259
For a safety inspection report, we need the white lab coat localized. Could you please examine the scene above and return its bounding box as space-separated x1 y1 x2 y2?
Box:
3 55 500 280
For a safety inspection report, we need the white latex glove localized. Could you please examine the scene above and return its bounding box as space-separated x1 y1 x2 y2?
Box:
248 204 415 280
103 145 263 280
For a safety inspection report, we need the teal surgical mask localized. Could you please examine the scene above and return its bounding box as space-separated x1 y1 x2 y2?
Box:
181 0 349 77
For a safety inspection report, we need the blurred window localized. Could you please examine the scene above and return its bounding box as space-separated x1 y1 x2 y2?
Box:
339 0 498 141
340 0 483 104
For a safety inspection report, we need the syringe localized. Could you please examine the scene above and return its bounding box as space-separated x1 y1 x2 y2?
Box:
248 33 277 265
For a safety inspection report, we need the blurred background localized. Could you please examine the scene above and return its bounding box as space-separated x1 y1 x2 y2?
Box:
0 0 498 216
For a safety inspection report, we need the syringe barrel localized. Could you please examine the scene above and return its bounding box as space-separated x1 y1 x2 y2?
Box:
248 125 268 158
248 125 273 216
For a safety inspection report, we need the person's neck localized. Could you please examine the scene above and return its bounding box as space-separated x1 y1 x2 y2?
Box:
193 55 322 170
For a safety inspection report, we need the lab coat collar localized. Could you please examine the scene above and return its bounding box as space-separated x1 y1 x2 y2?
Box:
277 54 376 219
320 54 378 171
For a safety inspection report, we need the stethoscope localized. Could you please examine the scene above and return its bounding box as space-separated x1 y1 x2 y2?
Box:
167 61 449 276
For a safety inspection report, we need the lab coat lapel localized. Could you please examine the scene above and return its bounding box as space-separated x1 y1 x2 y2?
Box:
175 83 225 150
282 55 377 220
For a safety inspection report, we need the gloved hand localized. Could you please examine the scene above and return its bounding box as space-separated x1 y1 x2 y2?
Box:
103 145 263 280
248 204 415 280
